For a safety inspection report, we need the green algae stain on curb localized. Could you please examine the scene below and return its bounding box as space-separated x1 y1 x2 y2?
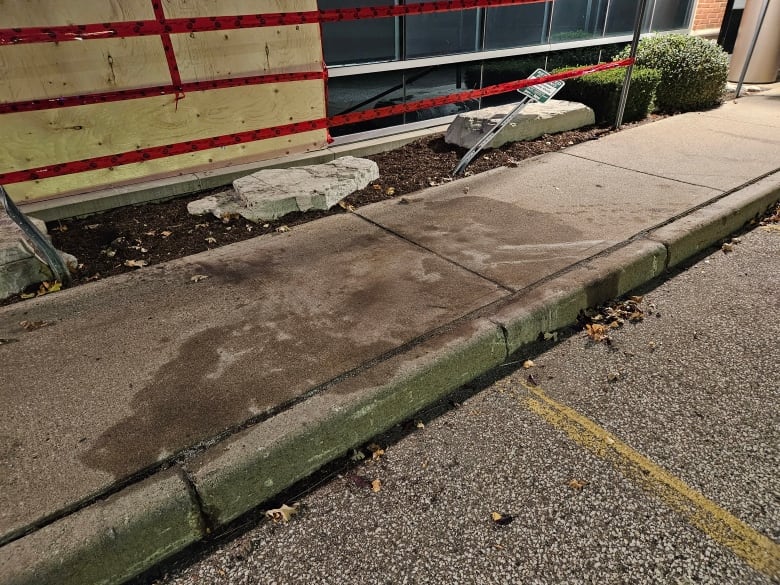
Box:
0 471 204 585
186 318 507 528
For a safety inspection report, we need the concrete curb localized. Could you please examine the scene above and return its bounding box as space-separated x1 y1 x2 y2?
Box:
0 471 204 585
2 181 778 585
647 174 780 268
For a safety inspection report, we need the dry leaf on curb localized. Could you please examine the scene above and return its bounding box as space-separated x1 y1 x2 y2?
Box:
371 184 382 191
385 187 396 196
368 443 385 460
20 292 36 299
124 259 148 268
205 236 217 244
190 274 209 283
568 479 588 490
416 420 425 429
276 225 291 233
491 512 514 526
36 281 62 296
371 479 382 493
721 242 734 253
522 360 534 369
760 224 780 233
338 201 356 212
19 320 53 331
265 504 298 524
585 323 609 342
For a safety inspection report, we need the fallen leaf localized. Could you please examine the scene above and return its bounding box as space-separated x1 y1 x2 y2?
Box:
607 371 621 382
371 479 382 493
221 212 240 224
265 503 297 524
124 259 148 268
522 359 534 369
527 373 538 386
276 225 291 233
568 478 588 490
205 236 217 244
337 200 356 212
416 420 425 429
161 230 173 237
37 281 62 296
629 295 644 303
760 224 780 233
20 292 36 299
19 320 53 331
385 187 396 196
721 242 734 253
190 274 209 283
585 323 609 342
491 512 514 526
368 443 385 460
371 184 382 191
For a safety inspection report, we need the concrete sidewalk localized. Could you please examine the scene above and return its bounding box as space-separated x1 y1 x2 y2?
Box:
1 89 779 585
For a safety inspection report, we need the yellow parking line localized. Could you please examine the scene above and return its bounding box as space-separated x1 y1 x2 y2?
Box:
522 382 780 579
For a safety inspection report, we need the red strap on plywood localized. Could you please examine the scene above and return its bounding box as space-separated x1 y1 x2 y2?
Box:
0 0 549 45
0 60 632 185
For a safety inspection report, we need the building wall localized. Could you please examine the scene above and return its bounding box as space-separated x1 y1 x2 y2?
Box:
692 0 728 30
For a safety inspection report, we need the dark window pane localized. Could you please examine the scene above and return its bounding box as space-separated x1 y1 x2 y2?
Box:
405 1 478 58
327 71 405 136
320 0 397 65
604 0 651 36
651 0 693 30
484 4 549 50
550 0 607 40
402 66 478 120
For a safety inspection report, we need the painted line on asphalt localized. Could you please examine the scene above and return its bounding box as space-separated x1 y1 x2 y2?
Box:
521 382 780 579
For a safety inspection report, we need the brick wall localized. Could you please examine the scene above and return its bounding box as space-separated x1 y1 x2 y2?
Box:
692 0 728 30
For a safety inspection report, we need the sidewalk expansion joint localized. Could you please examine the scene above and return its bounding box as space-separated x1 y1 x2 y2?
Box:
352 211 516 295
175 467 213 536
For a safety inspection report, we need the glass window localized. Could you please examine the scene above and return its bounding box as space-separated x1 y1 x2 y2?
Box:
550 0 607 41
403 65 479 121
405 1 478 58
604 0 652 36
327 71 406 135
651 0 694 30
320 0 397 65
484 4 550 50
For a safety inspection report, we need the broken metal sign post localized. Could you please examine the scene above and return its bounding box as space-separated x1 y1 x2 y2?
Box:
452 68 564 176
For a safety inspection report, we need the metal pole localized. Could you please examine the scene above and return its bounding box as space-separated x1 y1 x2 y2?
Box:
614 0 650 129
734 0 772 98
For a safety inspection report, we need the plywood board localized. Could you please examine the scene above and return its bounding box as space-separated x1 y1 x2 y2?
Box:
0 38 171 103
0 0 329 203
162 0 317 18
4 129 328 202
0 0 153 26
172 25 323 81
1 80 325 171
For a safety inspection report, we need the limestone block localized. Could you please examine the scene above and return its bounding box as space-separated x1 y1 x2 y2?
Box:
0 212 77 300
445 100 595 150
187 156 379 222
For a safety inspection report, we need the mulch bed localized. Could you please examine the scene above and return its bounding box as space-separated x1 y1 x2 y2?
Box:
3 117 664 306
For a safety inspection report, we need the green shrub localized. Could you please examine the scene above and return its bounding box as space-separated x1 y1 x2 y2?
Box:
615 34 728 112
554 66 661 124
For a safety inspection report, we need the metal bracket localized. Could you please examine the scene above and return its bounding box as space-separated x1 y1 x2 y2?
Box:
1 185 72 287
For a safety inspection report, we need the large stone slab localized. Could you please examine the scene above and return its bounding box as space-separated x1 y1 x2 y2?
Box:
0 212 76 300
445 100 595 150
188 156 379 222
